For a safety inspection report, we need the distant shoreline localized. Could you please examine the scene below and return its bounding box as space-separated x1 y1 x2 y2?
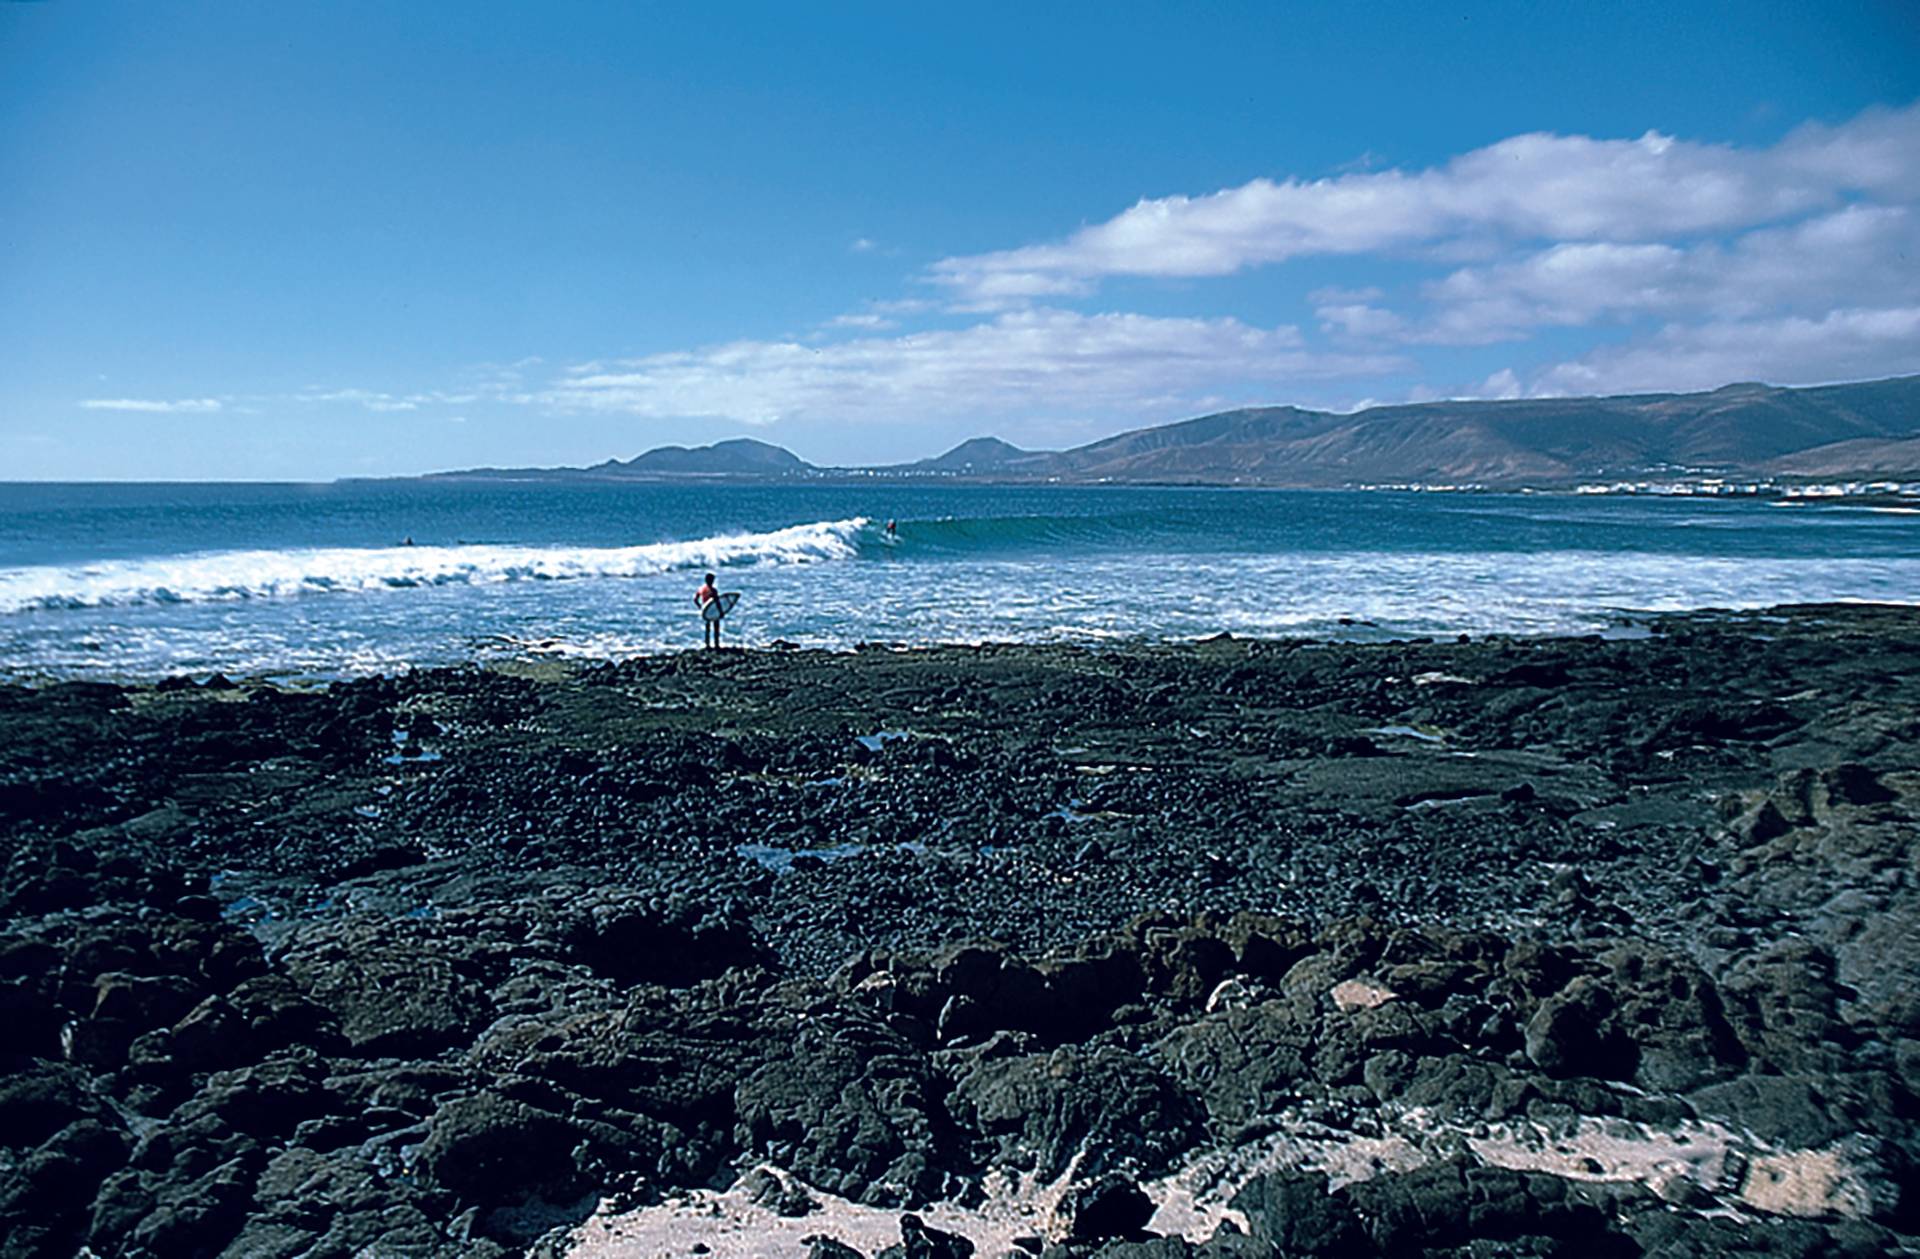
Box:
387 373 1920 490
380 472 1920 498
5 476 1919 499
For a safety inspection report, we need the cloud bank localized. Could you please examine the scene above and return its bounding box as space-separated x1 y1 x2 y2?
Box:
538 100 1917 425
81 398 225 414
544 310 1403 425
87 102 1920 439
1536 306 1920 397
929 104 1920 307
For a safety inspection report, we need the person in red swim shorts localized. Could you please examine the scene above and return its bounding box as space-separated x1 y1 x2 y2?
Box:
695 572 722 649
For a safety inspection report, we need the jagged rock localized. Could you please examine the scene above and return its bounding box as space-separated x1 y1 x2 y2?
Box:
1691 1075 1853 1149
417 1093 584 1201
1051 1171 1154 1242
1132 922 1235 1008
1596 943 1746 1091
570 893 763 986
1523 976 1632 1080
170 1055 333 1141
805 1236 870 1259
0 1119 130 1259
1721 939 1850 1074
734 1017 947 1205
949 1045 1202 1180
466 1002 740 1187
0 1063 104 1149
1229 1170 1369 1256
890 941 1140 1045
237 1144 447 1254
1626 1208 1894 1257
87 971 201 1026
281 926 491 1055
1383 1052 1515 1115
875 1211 974 1259
1155 1000 1313 1126
114 1155 258 1259
166 973 340 1072
741 1165 821 1217
1341 1161 1630 1254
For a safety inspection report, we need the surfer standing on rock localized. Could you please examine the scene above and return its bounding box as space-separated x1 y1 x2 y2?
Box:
695 572 722 649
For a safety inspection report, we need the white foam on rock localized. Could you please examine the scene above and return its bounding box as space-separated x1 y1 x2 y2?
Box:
562 1107 1882 1256
564 1164 1063 1259
1738 1146 1879 1218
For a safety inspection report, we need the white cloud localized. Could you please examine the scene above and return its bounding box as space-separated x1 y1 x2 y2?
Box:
850 237 877 253
1418 204 1920 343
1317 302 1407 340
1532 306 1920 397
1479 368 1525 400
304 388 422 412
929 102 1920 306
540 309 1405 426
941 268 1095 313
88 386 488 418
1308 285 1385 304
870 298 937 317
80 397 224 413
823 312 897 331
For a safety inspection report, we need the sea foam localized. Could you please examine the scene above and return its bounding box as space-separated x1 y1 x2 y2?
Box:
0 517 869 613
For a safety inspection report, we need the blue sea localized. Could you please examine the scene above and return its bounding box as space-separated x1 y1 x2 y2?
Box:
0 481 1915 682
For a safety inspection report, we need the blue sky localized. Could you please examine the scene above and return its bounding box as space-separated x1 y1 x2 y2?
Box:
3 2 1918 479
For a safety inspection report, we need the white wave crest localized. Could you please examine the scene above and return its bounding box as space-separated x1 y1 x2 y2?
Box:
0 518 869 613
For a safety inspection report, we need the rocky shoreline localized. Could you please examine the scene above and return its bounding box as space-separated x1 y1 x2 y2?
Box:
2 604 1917 1256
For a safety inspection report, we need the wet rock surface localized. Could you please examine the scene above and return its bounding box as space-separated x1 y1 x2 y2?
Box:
0 603 1916 1256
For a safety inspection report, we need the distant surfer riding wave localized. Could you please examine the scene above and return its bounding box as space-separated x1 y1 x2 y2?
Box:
846 509 1181 559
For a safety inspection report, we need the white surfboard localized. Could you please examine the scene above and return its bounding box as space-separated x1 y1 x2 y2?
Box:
698 591 741 622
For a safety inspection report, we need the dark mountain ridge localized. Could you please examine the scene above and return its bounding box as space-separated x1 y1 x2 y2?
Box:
606 437 806 476
906 436 1040 472
420 436 810 483
419 374 1920 487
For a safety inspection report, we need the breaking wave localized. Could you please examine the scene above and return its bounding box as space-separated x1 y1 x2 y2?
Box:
0 517 870 613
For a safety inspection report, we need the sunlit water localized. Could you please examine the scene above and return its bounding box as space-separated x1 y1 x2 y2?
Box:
0 481 1914 681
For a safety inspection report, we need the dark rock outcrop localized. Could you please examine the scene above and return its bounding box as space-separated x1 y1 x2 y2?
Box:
1 606 1916 1255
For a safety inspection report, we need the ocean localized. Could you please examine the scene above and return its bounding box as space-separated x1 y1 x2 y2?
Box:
0 480 1915 682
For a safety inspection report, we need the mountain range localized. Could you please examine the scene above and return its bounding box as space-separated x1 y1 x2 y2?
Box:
423 375 1920 487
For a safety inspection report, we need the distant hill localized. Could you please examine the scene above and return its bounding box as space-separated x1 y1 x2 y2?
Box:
605 437 810 476
425 437 816 482
1767 435 1920 478
908 437 1045 473
1017 378 1920 485
416 375 1920 487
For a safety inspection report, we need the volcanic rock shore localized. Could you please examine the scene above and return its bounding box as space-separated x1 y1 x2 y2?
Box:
2 604 1917 1257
